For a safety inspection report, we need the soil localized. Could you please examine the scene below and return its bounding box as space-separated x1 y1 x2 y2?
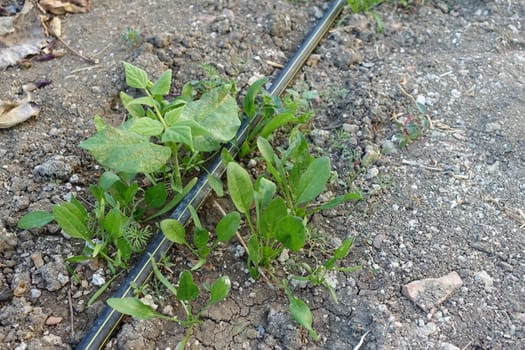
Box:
1 0 524 349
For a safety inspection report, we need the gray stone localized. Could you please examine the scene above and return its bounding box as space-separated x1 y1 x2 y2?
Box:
33 155 80 180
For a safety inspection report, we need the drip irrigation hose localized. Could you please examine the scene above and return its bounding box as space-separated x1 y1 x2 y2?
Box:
76 1 346 348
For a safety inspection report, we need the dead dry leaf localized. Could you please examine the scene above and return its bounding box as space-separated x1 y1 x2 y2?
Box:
0 2 47 69
38 0 90 15
0 98 40 129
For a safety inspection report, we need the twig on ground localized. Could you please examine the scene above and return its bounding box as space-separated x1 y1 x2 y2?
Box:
352 330 371 350
68 286 75 338
41 21 98 64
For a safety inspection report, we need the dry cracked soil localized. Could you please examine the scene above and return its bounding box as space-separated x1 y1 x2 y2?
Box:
0 0 524 349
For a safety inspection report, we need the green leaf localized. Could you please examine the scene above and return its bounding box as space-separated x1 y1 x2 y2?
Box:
145 183 167 208
107 297 166 320
160 219 187 245
208 174 224 197
150 253 178 295
123 62 149 89
179 84 240 152
188 205 202 230
216 212 240 242
120 92 145 118
295 157 331 205
18 211 54 229
259 112 296 139
255 177 277 210
177 270 199 301
98 171 120 190
333 238 353 259
161 125 193 149
226 162 254 214
209 276 231 305
52 202 91 240
79 126 171 174
127 118 164 137
151 69 172 96
260 197 287 239
93 115 107 131
104 208 124 238
247 235 261 267
116 236 132 262
316 191 363 211
243 78 267 119
66 255 91 264
193 228 209 250
274 215 305 251
288 295 319 341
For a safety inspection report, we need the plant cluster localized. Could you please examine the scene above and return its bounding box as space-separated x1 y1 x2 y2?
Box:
18 62 361 346
395 102 430 148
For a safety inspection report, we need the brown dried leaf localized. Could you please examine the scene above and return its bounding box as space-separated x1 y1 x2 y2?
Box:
38 0 90 15
0 3 47 69
0 99 40 129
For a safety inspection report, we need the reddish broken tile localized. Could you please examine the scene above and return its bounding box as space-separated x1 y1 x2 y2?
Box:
402 271 463 312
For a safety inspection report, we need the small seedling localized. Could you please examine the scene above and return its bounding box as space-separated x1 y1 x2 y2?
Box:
108 255 231 350
121 27 143 47
395 102 430 148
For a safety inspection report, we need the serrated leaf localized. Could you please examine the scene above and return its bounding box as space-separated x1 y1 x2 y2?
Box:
177 270 199 301
151 69 172 96
107 297 166 320
209 276 231 305
288 295 319 341
18 211 54 229
123 62 149 89
216 212 240 242
145 183 167 208
226 162 254 214
295 157 331 205
160 219 187 245
274 215 305 251
52 202 90 240
79 126 171 174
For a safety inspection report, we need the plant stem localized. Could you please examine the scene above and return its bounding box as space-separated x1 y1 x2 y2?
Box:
145 89 169 129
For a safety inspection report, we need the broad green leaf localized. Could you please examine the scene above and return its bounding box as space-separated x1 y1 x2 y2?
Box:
256 137 281 183
65 255 91 263
161 125 193 149
161 219 187 245
255 177 276 210
52 202 91 240
193 228 209 250
127 118 164 137
120 92 145 118
179 85 240 152
243 78 267 119
216 212 240 242
104 208 124 238
259 112 296 139
209 276 231 305
207 174 224 197
260 197 287 239
274 215 305 251
247 235 261 267
98 171 120 190
295 157 331 205
107 297 166 320
79 126 171 174
226 162 253 214
288 295 319 341
18 211 54 229
123 62 149 89
177 270 199 301
116 236 132 261
333 238 353 260
145 183 167 208
151 69 172 96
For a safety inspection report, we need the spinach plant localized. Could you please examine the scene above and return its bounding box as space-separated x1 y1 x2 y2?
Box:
160 206 240 271
108 256 231 350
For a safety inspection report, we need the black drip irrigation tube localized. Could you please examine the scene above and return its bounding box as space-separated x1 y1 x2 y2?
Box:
77 1 346 348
